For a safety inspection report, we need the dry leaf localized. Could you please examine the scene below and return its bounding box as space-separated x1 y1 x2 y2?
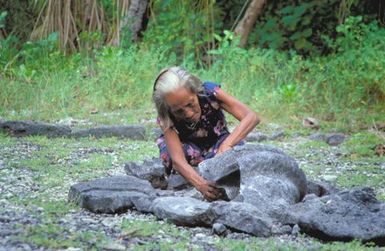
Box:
375 144 385 156
303 117 320 129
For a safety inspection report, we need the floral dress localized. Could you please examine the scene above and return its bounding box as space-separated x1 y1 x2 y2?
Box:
156 82 231 175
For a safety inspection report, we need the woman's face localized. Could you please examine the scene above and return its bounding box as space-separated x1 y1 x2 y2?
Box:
165 86 201 123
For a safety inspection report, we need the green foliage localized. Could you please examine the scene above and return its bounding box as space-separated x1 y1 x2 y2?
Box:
143 0 219 64
251 0 341 55
0 11 7 28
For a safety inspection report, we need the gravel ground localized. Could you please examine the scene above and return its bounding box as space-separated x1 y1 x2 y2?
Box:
0 133 384 250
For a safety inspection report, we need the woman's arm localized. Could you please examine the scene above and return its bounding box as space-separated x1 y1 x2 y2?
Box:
162 127 223 201
215 88 260 154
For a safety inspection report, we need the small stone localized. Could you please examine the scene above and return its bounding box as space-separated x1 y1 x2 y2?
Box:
212 223 227 236
101 241 126 251
322 175 338 182
0 160 4 170
291 224 300 236
326 133 346 146
245 131 268 142
195 233 206 239
270 131 285 140
308 133 327 142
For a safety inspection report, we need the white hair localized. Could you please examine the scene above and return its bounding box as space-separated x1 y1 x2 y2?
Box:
152 66 203 129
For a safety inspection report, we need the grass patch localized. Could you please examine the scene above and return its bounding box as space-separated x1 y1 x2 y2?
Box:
15 223 108 250
121 218 191 250
121 218 188 239
341 132 385 158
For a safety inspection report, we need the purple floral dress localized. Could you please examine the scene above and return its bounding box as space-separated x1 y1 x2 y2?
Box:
156 82 231 175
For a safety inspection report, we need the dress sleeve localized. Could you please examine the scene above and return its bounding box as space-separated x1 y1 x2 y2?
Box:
203 82 222 110
203 82 221 96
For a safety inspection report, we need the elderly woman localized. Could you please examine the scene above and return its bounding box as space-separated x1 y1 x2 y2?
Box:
152 66 260 201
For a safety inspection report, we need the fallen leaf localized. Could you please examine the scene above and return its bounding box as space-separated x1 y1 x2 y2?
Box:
303 117 320 129
375 144 385 156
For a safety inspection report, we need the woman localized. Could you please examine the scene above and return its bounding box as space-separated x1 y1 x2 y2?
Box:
153 66 260 201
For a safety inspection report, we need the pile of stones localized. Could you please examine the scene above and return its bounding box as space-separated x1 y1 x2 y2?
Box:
68 144 385 246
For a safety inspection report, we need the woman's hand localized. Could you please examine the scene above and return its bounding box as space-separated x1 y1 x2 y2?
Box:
196 180 224 201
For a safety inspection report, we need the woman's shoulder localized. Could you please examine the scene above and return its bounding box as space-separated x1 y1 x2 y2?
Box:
202 81 221 94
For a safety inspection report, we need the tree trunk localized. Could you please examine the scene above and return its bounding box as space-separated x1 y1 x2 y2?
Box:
0 29 6 40
121 0 149 43
234 0 267 48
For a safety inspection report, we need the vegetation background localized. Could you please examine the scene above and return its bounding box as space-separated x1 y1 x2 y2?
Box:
1 0 384 130
0 1 385 250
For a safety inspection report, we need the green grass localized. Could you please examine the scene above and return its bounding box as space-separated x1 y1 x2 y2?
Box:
15 223 108 250
341 132 385 158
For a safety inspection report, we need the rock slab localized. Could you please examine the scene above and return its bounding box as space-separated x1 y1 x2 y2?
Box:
0 120 146 140
287 187 385 245
68 175 156 213
0 120 71 137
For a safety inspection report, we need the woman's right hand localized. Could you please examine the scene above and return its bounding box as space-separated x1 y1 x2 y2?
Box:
196 180 224 201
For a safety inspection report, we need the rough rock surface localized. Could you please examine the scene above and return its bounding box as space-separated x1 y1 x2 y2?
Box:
125 157 167 189
0 120 146 140
210 201 273 237
287 187 385 245
245 131 268 142
309 133 347 146
151 197 214 227
198 144 306 203
68 175 156 213
0 120 71 137
68 143 385 245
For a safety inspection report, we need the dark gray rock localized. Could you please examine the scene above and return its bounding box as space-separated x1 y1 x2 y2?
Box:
199 144 307 205
237 149 307 204
167 173 190 190
151 197 214 227
326 133 346 146
287 187 385 245
150 127 162 139
308 133 327 142
125 158 191 190
130 196 157 213
245 131 268 142
212 222 227 236
308 133 347 146
271 224 292 235
270 131 286 140
198 144 286 201
71 125 146 140
68 175 156 213
307 179 340 197
0 120 71 137
211 201 272 237
125 158 167 189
